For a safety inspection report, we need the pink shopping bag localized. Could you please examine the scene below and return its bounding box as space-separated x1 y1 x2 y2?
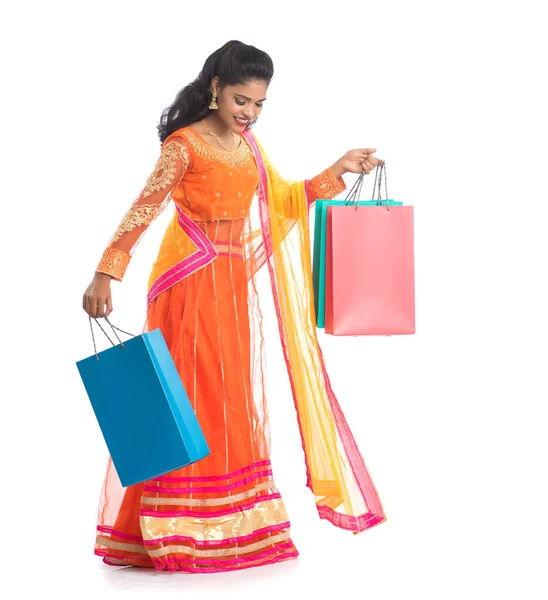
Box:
324 167 415 336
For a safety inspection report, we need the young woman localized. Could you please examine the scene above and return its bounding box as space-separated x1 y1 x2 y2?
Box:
83 40 386 573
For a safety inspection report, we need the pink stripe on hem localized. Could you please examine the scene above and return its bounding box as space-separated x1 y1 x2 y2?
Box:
171 552 298 574
97 526 143 543
156 550 299 573
151 540 295 568
140 492 281 519
143 469 273 495
95 550 150 564
94 550 154 569
156 551 299 574
98 550 299 574
152 459 271 483
143 521 291 547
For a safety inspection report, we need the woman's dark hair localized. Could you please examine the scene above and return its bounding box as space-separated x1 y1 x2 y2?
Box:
157 41 274 143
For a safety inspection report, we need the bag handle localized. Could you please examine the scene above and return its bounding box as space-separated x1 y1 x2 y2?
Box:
89 316 135 360
343 169 366 205
344 161 390 211
372 162 389 209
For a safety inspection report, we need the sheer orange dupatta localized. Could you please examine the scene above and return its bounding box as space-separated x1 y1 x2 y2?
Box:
243 130 386 533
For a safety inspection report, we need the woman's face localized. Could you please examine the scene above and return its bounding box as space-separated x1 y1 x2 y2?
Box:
213 78 268 132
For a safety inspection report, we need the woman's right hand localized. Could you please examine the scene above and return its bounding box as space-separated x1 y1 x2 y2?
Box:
83 272 114 318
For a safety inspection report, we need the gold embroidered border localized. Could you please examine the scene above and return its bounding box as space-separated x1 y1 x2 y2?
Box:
185 131 253 169
147 531 290 559
96 536 147 554
143 498 290 541
141 481 273 506
309 166 346 200
142 140 189 197
109 202 168 243
96 247 131 282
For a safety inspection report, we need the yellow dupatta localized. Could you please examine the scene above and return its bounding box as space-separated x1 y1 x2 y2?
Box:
243 130 386 533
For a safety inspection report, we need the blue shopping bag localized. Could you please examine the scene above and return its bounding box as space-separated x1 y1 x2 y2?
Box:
76 318 210 487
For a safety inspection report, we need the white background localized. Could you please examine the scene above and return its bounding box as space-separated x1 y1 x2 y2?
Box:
1 0 547 598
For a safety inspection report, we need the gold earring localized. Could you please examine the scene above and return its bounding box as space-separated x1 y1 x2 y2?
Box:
209 92 218 110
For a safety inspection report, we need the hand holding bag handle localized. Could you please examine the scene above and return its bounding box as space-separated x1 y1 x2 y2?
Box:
89 316 135 360
344 161 390 210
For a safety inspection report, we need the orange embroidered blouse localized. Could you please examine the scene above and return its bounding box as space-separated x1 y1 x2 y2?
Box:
96 127 346 282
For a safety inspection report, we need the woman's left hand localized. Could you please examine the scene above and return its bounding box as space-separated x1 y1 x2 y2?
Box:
331 148 383 178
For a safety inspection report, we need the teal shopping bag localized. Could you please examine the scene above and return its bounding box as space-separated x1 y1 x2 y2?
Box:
76 318 210 487
313 198 403 328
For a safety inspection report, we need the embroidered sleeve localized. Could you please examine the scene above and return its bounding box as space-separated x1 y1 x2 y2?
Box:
96 137 191 282
306 167 346 205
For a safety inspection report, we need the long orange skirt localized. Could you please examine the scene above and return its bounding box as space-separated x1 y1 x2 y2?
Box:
95 227 298 573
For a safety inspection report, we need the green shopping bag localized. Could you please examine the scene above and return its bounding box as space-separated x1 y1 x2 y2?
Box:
312 168 403 328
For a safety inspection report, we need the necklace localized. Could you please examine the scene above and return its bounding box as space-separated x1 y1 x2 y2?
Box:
201 120 240 151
